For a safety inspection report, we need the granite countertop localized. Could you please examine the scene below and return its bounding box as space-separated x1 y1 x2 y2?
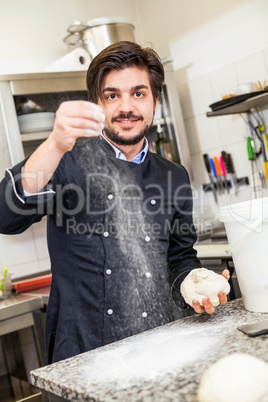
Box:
30 298 268 402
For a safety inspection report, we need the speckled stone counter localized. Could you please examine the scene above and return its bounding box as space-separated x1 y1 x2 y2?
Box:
30 298 268 402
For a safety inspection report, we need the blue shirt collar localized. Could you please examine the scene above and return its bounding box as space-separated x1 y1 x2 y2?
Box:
100 134 148 164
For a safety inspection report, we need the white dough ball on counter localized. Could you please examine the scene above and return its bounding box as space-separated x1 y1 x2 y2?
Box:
180 268 230 307
197 353 268 402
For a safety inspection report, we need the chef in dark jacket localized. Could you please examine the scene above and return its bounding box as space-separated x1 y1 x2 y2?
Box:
0 41 229 364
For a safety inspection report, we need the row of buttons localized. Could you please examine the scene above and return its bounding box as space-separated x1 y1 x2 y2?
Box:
107 309 148 318
104 194 155 320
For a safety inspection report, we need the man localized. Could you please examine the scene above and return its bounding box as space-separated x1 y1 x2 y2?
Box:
0 41 229 364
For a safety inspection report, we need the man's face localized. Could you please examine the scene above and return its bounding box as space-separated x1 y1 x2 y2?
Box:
98 67 158 146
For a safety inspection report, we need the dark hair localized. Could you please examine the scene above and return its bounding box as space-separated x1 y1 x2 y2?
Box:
86 41 164 104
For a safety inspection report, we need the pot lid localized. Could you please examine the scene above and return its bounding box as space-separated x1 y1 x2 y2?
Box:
87 16 134 27
67 16 134 33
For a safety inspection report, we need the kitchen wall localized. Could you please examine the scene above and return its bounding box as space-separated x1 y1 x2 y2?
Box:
0 0 143 74
1 0 268 278
137 0 268 218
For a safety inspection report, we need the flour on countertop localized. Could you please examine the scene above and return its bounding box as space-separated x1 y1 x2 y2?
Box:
80 326 219 387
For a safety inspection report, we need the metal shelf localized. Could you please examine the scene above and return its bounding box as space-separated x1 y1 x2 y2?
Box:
206 92 268 117
0 70 87 95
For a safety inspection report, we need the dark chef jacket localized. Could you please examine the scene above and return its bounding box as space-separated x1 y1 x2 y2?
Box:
0 136 201 364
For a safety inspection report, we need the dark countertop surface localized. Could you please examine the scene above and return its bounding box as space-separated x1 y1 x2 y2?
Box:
30 298 268 402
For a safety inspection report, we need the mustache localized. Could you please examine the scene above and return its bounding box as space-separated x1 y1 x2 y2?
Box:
111 112 144 123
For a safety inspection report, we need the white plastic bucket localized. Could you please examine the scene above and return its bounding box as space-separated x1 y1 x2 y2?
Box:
219 197 268 312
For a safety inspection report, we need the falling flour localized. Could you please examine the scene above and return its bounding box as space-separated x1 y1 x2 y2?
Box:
76 136 177 336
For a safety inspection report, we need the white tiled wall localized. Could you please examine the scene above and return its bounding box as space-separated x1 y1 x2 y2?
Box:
0 219 49 279
235 51 267 85
177 47 268 219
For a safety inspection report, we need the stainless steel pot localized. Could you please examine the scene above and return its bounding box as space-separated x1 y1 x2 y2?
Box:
63 17 135 59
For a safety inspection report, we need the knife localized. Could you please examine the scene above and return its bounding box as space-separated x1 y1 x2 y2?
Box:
210 157 221 194
219 156 229 193
203 154 218 203
221 151 237 190
213 156 225 193
256 126 268 181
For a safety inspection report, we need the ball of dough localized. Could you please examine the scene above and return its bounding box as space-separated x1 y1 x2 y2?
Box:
197 353 268 402
180 268 230 307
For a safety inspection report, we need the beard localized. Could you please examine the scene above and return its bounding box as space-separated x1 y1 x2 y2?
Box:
103 112 154 146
